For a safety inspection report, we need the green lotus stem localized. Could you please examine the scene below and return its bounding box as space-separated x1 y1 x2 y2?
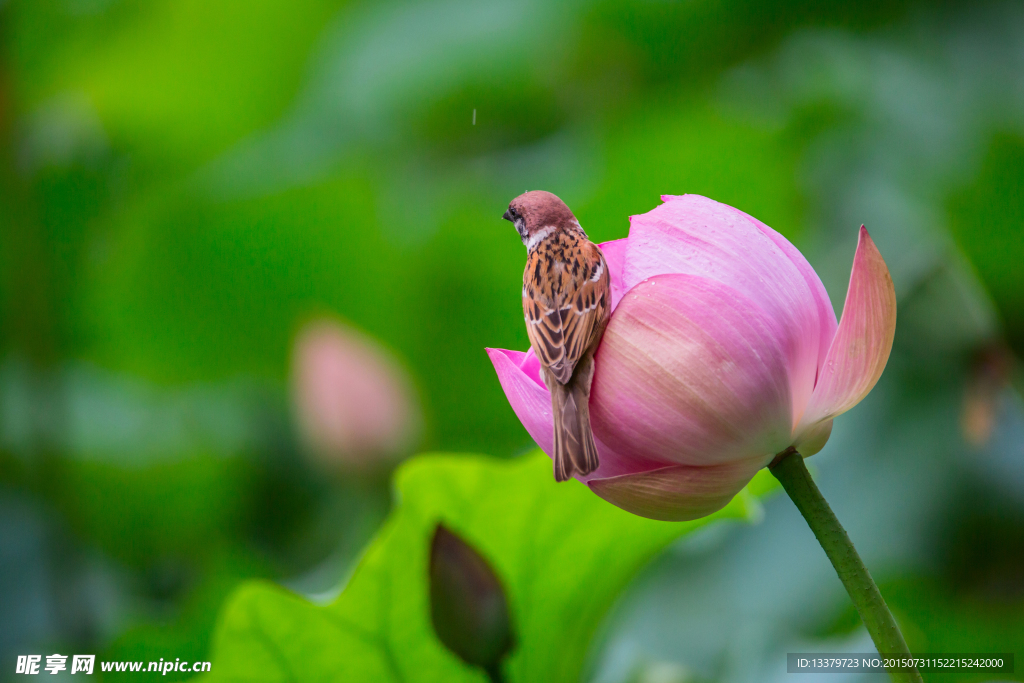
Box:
769 449 923 683
484 664 506 683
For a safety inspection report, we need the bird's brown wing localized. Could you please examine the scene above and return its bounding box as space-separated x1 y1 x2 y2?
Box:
524 238 610 385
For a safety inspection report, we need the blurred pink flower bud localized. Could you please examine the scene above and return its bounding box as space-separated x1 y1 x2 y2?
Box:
961 342 1014 447
488 195 896 521
292 319 421 470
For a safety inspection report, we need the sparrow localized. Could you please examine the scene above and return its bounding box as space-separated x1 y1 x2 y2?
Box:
503 191 611 482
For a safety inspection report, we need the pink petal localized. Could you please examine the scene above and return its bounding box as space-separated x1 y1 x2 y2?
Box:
597 238 629 311
622 195 832 427
796 227 897 434
793 418 832 457
587 454 767 521
485 347 659 480
518 347 544 386
590 274 794 468
486 348 553 455
742 210 839 377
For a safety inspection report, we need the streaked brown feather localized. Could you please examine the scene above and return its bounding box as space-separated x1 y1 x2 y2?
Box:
523 234 610 385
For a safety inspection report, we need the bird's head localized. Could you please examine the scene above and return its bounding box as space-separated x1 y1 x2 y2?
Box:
503 191 582 248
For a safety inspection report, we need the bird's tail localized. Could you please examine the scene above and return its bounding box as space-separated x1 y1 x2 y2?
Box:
548 358 599 482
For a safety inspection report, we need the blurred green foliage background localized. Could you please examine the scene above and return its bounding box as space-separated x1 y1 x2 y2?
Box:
2 0 1024 680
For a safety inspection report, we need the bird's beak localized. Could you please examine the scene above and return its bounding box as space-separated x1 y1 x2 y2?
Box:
502 208 513 222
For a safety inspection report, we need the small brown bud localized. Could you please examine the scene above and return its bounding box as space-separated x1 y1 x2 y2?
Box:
428 524 514 673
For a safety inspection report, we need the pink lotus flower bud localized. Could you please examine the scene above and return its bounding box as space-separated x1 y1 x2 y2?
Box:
488 195 896 521
291 318 421 470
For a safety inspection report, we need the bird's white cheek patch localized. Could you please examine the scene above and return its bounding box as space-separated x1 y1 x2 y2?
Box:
526 227 554 251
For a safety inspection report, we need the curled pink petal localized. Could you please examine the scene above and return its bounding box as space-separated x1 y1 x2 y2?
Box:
796 227 896 434
588 454 767 521
518 347 544 386
591 274 793 467
623 195 829 426
487 347 553 454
